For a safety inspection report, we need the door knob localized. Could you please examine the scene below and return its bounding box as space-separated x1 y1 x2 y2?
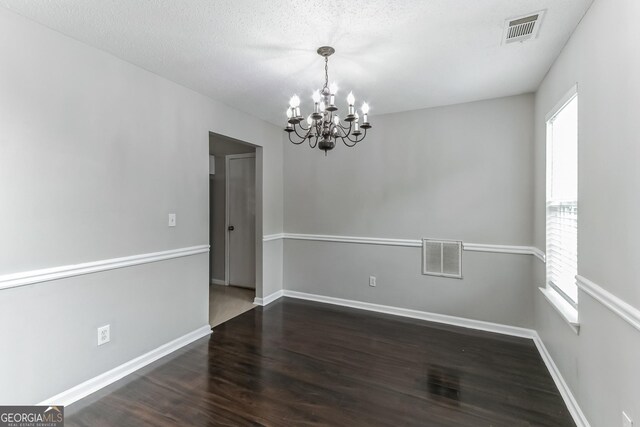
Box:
228 225 235 231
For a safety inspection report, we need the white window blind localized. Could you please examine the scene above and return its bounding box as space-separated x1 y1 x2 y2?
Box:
546 93 578 305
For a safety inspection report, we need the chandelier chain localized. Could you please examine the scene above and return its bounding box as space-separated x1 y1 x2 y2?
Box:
324 57 329 90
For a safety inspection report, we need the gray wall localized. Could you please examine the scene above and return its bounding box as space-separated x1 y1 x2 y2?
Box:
284 94 536 328
0 7 283 404
533 0 640 425
285 94 534 244
208 135 255 283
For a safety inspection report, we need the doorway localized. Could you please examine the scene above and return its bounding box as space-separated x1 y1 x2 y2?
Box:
209 133 257 327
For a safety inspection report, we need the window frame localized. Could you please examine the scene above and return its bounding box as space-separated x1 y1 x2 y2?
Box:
543 84 580 332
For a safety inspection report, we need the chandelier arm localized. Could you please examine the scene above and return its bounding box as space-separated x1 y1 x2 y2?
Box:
337 123 350 132
338 134 359 147
309 134 319 149
340 125 365 146
337 120 353 135
292 125 309 140
288 131 306 145
343 131 364 144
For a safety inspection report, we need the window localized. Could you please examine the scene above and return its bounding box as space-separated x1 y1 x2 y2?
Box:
546 90 578 306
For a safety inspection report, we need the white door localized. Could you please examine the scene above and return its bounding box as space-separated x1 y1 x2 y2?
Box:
225 153 256 289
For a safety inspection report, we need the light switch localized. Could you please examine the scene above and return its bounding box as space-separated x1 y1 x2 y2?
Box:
168 213 176 227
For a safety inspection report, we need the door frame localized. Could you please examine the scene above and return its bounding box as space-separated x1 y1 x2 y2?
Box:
224 152 256 287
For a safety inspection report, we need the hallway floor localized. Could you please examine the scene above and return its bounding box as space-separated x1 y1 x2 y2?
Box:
209 283 255 327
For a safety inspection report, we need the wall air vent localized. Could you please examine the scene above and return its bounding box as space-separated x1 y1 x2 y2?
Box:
503 11 545 44
422 239 462 279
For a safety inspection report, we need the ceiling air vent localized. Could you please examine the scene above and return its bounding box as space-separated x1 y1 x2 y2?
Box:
503 11 545 44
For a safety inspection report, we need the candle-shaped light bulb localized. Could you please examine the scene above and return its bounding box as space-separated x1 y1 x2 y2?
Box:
286 108 292 119
347 91 355 106
290 95 300 108
361 102 369 123
355 112 360 122
330 82 338 95
307 115 313 125
312 90 321 103
319 101 326 112
333 115 340 125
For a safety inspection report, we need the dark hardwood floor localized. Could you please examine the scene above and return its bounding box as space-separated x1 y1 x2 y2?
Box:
66 298 574 426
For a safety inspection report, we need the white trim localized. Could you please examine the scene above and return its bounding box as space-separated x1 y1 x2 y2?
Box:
281 290 535 339
532 332 590 427
539 287 579 334
38 325 212 407
463 242 533 255
0 245 210 292
283 233 422 247
531 247 546 263
263 233 285 242
253 289 283 306
464 243 546 262
210 278 226 286
269 233 546 259
545 83 578 122
577 275 640 332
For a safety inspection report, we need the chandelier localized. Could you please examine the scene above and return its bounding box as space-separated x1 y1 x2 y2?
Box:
284 46 372 154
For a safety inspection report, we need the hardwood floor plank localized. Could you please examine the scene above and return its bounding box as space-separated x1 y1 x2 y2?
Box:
66 298 575 426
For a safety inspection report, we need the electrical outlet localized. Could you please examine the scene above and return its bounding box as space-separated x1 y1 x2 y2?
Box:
623 411 633 427
369 276 376 287
168 213 176 227
97 325 110 346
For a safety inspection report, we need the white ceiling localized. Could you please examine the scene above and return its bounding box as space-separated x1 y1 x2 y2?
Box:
1 0 592 126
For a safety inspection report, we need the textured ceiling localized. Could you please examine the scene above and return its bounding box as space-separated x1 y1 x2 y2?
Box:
1 0 592 126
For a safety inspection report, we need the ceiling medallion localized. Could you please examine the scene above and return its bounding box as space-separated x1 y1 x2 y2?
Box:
284 46 372 155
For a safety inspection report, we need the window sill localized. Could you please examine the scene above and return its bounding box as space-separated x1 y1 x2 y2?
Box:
539 287 580 334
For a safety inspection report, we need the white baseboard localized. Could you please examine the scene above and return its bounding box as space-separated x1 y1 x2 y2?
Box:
38 325 212 407
210 278 226 286
254 289 283 306
281 290 535 338
532 333 590 427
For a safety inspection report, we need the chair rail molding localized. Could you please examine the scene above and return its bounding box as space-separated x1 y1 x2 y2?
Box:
264 233 545 260
576 275 640 332
0 245 210 291
263 233 285 242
